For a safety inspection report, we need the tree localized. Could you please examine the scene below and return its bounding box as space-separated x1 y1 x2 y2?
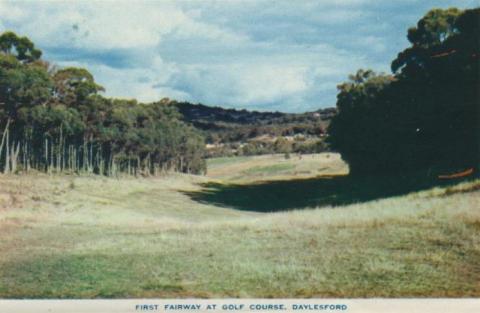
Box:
0 31 42 63
0 46 52 172
0 31 207 175
391 8 462 74
327 70 394 174
52 67 104 106
328 8 479 176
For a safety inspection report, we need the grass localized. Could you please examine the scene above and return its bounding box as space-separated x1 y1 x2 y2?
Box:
206 153 347 182
0 153 479 298
185 173 473 212
242 163 295 175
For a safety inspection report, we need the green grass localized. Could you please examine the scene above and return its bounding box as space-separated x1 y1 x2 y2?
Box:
242 163 295 175
206 153 347 182
185 172 473 212
207 156 251 168
0 154 479 298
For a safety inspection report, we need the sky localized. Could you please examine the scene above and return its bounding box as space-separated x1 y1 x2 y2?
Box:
0 0 477 112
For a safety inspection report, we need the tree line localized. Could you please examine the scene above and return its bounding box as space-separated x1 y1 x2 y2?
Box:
0 31 206 176
328 7 479 176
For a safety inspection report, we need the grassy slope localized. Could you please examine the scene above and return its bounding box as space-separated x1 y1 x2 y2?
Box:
0 154 479 298
207 153 347 182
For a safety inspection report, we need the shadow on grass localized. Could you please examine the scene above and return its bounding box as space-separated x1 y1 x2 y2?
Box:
183 173 474 212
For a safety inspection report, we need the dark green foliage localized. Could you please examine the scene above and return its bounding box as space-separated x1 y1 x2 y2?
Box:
52 67 105 105
0 32 206 176
0 31 42 63
328 7 479 176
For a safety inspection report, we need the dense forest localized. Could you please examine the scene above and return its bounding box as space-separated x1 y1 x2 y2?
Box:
328 7 479 176
0 32 206 176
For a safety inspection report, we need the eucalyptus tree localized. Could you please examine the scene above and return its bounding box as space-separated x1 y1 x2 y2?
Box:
0 31 206 175
328 7 479 176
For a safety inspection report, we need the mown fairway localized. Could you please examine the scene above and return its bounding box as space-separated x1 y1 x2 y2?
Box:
0 153 479 298
206 153 347 182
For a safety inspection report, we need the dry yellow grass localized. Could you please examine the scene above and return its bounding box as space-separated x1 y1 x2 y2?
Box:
0 155 479 298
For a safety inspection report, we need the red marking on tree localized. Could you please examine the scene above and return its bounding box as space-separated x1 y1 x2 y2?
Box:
431 50 457 58
438 168 474 179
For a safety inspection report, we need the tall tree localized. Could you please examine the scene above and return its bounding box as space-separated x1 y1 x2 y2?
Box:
0 31 206 175
328 7 479 176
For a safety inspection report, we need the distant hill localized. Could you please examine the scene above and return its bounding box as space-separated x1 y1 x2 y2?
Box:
160 99 337 157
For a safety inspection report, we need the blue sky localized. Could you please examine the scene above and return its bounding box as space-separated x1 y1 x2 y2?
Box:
0 0 477 112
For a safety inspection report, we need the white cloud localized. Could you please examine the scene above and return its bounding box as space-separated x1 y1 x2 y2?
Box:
56 56 180 103
1 1 179 50
1 0 469 112
0 0 383 111
168 63 309 105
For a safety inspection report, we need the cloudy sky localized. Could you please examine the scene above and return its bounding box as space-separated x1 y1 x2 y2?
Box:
0 0 477 112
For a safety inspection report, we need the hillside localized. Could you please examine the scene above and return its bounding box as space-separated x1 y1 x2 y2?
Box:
164 100 337 157
173 101 336 127
1 154 479 298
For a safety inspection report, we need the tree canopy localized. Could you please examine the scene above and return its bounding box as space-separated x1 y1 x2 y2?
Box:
0 31 42 63
0 31 206 176
328 7 479 176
